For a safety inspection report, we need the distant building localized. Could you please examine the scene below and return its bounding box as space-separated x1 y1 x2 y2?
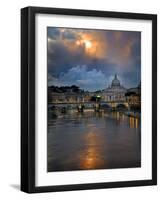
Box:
102 74 127 102
48 75 141 108
48 90 91 104
125 82 141 109
127 82 141 95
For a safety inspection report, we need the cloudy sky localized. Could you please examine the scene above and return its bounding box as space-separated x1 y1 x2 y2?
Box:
47 27 141 91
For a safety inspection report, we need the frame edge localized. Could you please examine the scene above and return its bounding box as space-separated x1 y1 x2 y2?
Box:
21 7 36 193
21 7 30 193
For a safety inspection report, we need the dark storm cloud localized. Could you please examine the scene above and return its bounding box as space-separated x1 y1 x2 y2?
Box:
62 30 77 40
48 40 89 76
47 27 141 90
48 27 60 40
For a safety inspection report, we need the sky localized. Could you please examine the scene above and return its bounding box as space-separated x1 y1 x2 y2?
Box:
47 27 141 91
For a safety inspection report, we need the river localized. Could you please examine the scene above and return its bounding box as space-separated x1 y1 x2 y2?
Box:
47 110 141 172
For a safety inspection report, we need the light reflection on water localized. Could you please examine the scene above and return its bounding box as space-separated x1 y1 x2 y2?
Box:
47 111 141 172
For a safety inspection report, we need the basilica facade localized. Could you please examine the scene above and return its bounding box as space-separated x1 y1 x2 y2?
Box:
101 74 127 102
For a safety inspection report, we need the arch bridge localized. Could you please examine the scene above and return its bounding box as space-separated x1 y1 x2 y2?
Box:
49 101 130 111
101 101 129 109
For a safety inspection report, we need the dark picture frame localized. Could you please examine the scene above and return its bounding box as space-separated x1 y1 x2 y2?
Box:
21 6 157 193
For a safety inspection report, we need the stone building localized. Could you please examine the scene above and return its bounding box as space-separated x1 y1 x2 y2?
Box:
48 75 140 106
49 91 91 103
126 82 141 109
101 74 127 102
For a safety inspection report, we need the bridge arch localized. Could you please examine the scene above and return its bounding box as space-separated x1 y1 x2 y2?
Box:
116 103 129 110
101 103 112 109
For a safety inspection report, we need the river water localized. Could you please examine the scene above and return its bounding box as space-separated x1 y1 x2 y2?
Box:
47 111 141 172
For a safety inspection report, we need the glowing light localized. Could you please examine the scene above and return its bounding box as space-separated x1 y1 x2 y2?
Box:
84 40 92 49
76 40 81 45
80 131 104 169
76 39 92 49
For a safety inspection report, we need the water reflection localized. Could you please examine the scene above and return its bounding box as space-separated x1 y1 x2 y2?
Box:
48 111 141 172
80 130 104 169
129 117 139 128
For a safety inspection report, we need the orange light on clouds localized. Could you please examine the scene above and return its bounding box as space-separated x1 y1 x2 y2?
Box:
65 31 109 59
76 39 92 49
76 38 95 54
84 40 92 49
76 40 81 46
